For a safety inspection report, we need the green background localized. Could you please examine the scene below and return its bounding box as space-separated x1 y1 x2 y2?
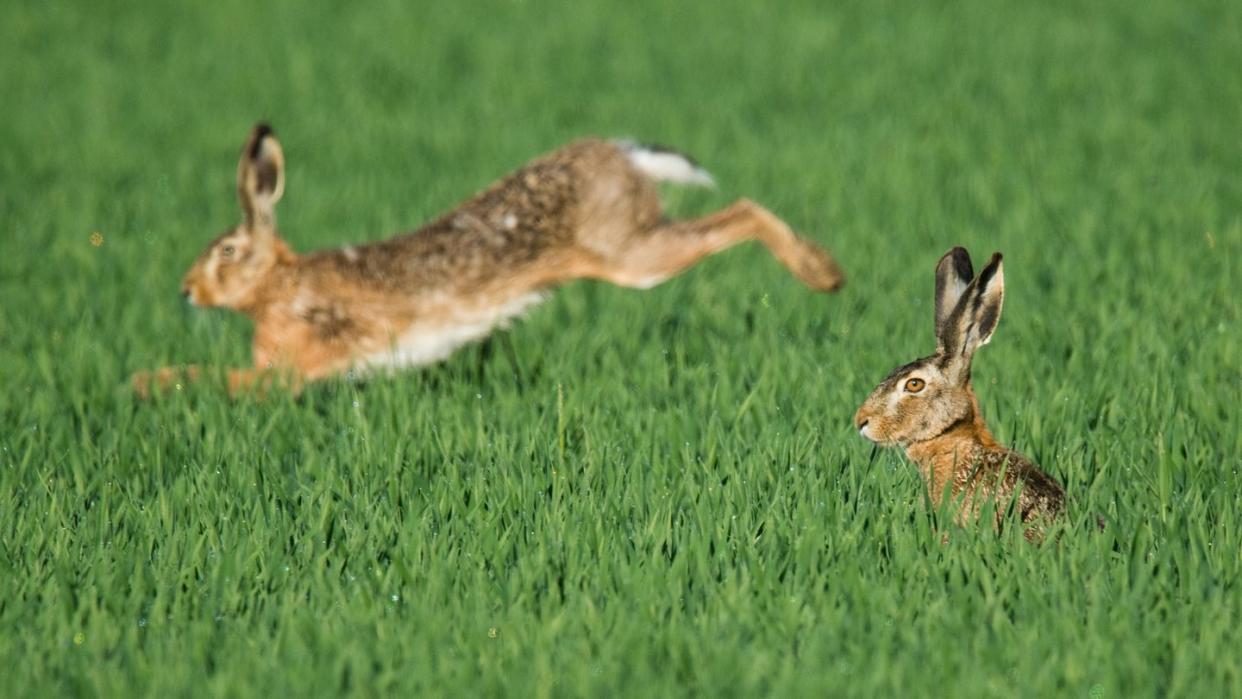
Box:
1 0 1238 696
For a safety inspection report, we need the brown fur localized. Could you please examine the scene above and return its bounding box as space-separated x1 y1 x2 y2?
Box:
133 124 844 397
853 247 1064 542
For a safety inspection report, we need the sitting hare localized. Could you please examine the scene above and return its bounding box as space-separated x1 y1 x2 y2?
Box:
134 124 844 396
853 247 1064 541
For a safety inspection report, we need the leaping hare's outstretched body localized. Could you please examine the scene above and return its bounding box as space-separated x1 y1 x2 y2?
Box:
853 247 1064 541
134 124 844 396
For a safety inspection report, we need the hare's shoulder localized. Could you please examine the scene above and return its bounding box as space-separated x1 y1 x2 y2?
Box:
976 448 1065 515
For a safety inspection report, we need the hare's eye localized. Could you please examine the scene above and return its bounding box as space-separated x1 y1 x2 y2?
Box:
221 245 236 258
904 378 925 393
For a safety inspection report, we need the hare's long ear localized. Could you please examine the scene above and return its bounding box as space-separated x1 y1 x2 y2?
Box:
237 123 285 229
934 247 974 351
940 252 1004 379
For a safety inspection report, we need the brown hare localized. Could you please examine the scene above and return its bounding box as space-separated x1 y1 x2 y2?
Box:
853 247 1064 541
133 124 844 396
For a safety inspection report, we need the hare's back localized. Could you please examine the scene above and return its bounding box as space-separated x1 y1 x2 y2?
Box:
334 139 635 289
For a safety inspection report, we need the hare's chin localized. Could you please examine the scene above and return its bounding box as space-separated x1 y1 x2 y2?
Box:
859 423 904 446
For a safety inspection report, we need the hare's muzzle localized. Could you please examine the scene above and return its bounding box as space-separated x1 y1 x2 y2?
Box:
853 407 878 442
181 282 205 307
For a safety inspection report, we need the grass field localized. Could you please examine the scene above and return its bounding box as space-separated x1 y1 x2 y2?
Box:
1 0 1240 696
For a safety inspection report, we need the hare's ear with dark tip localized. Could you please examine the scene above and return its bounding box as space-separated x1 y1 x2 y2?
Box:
237 123 285 229
934 247 974 351
941 252 1004 377
970 253 1004 348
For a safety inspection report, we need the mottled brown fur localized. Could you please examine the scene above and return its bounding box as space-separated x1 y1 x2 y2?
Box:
854 247 1064 542
133 124 844 397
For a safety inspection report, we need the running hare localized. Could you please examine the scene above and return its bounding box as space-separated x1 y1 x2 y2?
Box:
133 124 844 396
853 247 1064 541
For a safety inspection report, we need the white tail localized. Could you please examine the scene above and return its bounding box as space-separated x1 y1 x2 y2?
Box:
614 139 715 187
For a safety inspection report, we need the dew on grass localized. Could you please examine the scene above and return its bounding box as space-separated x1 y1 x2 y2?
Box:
138 617 148 628
391 594 400 602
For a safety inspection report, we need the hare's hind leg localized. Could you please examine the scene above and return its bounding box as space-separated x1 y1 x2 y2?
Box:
590 199 844 291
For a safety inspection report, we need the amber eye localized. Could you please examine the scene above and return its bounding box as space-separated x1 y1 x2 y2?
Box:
904 377 925 393
220 245 236 258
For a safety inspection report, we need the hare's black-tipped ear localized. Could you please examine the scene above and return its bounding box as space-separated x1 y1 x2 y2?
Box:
237 123 285 229
934 247 974 351
940 252 1004 376
970 253 1004 348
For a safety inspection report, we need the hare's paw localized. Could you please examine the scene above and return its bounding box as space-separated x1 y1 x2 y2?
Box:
794 241 846 292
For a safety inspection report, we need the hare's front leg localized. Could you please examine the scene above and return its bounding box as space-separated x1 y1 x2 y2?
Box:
131 365 302 398
131 365 204 398
225 367 304 398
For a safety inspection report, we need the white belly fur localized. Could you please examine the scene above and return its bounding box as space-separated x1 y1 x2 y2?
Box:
358 292 547 372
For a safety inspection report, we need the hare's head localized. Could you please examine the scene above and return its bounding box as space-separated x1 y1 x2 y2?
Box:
183 124 293 309
854 247 1005 446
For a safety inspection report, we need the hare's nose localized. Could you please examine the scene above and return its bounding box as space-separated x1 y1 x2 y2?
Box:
855 417 870 431
180 288 191 302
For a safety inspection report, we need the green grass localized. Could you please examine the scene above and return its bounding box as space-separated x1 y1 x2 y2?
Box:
1 0 1239 695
